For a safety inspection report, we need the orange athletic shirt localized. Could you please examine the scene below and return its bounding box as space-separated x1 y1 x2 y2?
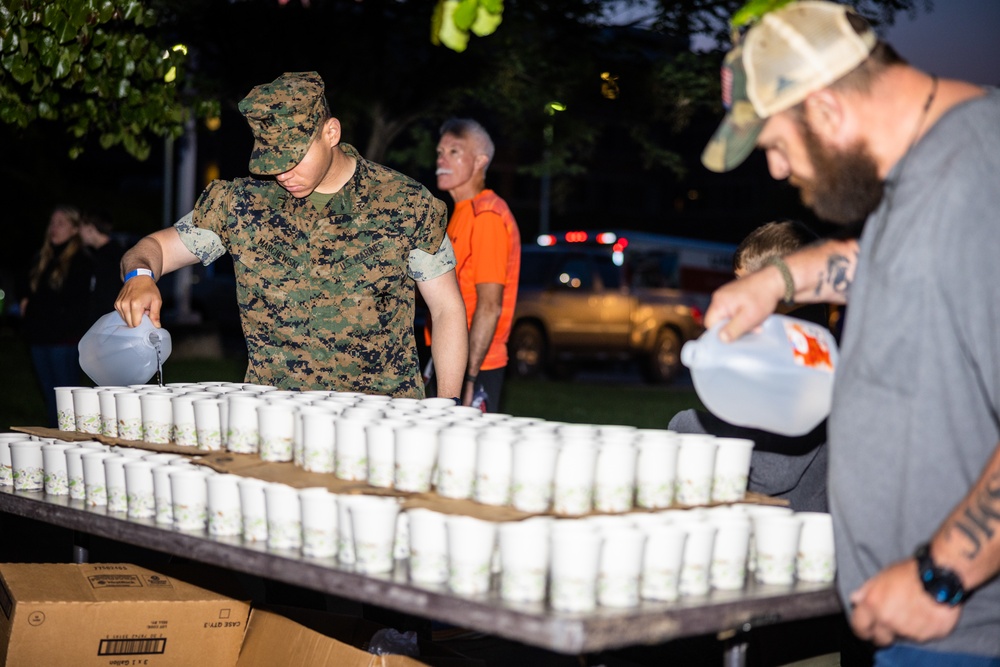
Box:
448 189 521 371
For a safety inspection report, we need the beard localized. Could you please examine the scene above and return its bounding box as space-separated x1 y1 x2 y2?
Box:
795 121 885 225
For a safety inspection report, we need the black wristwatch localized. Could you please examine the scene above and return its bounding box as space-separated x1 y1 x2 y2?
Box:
913 542 968 606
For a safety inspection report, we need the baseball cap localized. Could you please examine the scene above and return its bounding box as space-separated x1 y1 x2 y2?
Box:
701 1 877 173
239 71 330 175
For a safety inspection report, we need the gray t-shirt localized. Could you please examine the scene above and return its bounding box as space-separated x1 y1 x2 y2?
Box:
829 88 1000 657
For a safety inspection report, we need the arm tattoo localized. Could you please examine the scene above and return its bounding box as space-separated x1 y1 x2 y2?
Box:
948 470 1000 560
812 253 853 298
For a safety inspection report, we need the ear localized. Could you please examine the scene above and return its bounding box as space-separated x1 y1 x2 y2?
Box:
473 153 489 173
322 117 342 147
802 89 846 144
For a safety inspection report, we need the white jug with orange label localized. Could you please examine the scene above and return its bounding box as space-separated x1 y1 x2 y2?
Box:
680 314 838 436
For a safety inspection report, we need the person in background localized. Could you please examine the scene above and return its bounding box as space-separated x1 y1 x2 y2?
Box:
115 72 467 399
21 205 93 426
700 2 1000 663
80 208 126 322
432 118 520 411
669 219 830 512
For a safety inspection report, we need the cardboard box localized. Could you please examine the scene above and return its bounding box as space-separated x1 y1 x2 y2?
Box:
237 606 485 667
0 563 250 667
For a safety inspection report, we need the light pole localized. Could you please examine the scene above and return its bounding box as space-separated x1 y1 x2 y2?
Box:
539 101 566 236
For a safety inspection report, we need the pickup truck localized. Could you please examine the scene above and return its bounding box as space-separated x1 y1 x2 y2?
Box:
508 240 728 384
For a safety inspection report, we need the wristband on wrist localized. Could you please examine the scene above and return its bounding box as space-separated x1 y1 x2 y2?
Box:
450 397 462 406
766 256 795 304
124 268 155 282
465 374 478 384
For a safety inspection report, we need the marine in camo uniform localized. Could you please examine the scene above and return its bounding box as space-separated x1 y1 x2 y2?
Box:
115 72 468 398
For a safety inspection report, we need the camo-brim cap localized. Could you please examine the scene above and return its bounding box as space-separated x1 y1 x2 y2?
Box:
239 71 329 175
702 1 877 173
701 47 763 174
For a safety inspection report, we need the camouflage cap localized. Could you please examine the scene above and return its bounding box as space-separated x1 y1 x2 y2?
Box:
702 1 876 173
239 71 330 175
701 46 763 174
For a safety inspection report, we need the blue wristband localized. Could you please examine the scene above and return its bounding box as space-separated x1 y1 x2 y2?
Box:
124 268 155 282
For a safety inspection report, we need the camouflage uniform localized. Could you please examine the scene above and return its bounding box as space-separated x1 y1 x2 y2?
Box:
176 142 452 396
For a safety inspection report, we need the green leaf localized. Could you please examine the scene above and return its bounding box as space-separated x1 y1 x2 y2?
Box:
437 0 469 52
470 4 502 37
37 99 58 120
0 26 21 54
452 0 477 31
480 0 502 13
54 46 77 79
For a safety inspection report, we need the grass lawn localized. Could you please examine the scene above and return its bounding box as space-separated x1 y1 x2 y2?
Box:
1 327 703 431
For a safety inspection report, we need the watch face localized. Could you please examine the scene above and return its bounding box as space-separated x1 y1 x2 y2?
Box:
917 548 966 606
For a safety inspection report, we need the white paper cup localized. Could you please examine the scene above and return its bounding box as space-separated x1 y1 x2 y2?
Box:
123 459 157 519
677 517 717 597
593 441 638 513
82 450 115 506
264 482 302 550
64 445 102 500
795 512 836 583
552 440 598 516
754 514 803 585
711 437 755 503
192 398 224 451
114 391 144 441
102 455 131 513
639 522 688 601
226 394 262 454
365 418 406 488
170 393 209 447
674 434 718 506
435 424 480 499
348 495 402 574
708 514 752 590
335 411 380 481
54 386 84 431
97 389 120 437
510 436 560 513
407 507 450 584
393 420 442 493
473 427 515 506
498 518 551 603
301 410 336 473
598 527 646 607
139 393 173 444
69 388 100 434
151 464 177 524
420 397 458 409
635 433 680 509
743 504 795 572
206 473 243 537
10 441 44 491
0 435 31 487
445 515 498 595
238 476 269 542
549 522 603 612
258 401 296 462
169 467 211 531
299 487 338 558
41 443 74 495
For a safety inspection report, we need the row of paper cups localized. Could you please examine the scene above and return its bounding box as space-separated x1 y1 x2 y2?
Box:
0 433 835 609
52 384 756 513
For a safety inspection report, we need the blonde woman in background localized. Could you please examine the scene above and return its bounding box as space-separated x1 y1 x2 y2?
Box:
21 205 94 426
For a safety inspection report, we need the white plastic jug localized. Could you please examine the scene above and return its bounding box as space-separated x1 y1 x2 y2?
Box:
78 311 172 387
680 314 838 436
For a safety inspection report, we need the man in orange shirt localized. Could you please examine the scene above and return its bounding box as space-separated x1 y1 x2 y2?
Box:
434 118 520 410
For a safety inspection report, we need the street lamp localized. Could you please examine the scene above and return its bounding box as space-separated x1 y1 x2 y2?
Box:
539 101 566 235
